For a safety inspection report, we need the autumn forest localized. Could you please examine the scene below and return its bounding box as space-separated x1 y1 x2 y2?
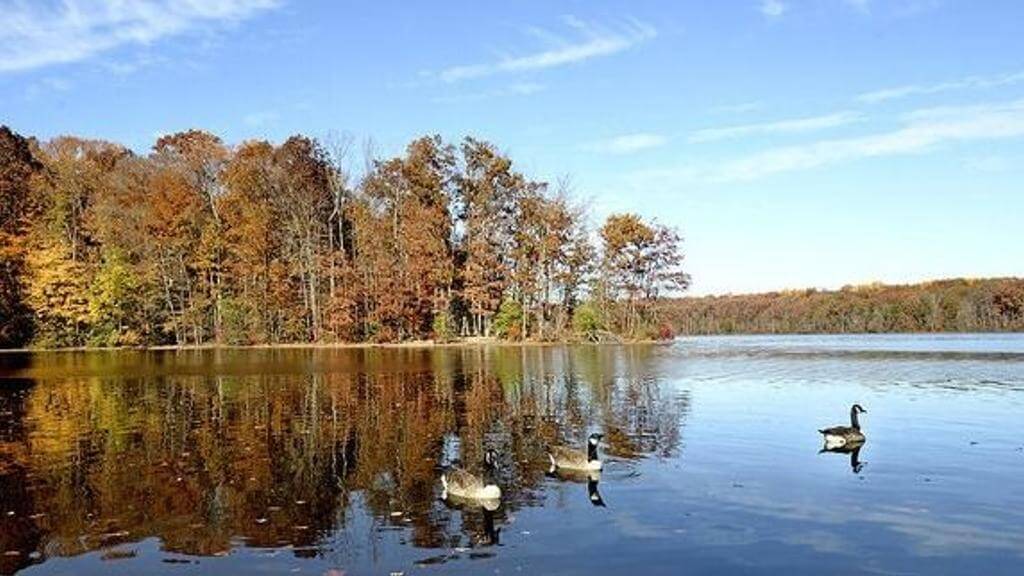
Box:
4 124 1023 350
0 126 689 348
668 278 1024 335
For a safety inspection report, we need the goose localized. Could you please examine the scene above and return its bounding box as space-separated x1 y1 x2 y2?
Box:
547 433 604 472
819 404 867 449
441 449 502 504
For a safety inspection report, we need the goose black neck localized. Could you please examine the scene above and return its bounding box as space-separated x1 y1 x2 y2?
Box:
587 442 599 462
850 406 861 430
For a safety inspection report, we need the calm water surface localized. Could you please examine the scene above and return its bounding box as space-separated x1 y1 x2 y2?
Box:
1 335 1023 575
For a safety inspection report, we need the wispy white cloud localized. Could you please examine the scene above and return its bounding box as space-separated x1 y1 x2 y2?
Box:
857 70 1024 104
689 111 864 143
101 52 170 76
0 0 279 73
709 98 1024 181
436 16 656 83
711 101 765 115
432 82 545 104
891 0 943 18
842 0 871 13
23 77 74 99
585 133 668 155
841 0 942 18
759 0 788 18
963 155 1019 173
243 110 279 127
620 98 1024 187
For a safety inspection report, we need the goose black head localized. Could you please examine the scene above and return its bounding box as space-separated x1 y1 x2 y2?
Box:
852 404 867 414
586 433 604 462
484 449 499 469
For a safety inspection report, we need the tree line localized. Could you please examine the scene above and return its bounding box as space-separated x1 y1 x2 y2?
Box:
0 126 688 348
667 278 1024 334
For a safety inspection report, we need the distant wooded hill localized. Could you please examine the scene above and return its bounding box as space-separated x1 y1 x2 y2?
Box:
666 278 1024 334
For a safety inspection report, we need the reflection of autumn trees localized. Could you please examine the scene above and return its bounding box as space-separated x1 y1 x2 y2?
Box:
0 346 688 570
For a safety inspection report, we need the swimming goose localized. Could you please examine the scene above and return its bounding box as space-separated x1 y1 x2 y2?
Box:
547 433 604 472
819 404 867 449
441 449 502 503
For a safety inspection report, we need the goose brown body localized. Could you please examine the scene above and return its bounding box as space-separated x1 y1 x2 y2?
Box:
547 433 604 472
441 450 502 502
820 404 867 449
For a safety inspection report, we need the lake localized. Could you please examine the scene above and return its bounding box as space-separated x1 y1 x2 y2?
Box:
2 335 1023 575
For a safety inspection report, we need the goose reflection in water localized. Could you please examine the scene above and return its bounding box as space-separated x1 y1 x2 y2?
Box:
439 497 502 548
547 467 607 507
819 442 867 474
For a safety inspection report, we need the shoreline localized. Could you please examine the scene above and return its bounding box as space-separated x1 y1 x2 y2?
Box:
0 337 668 354
4 332 1023 354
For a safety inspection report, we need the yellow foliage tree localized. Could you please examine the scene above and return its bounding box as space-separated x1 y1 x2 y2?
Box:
25 242 92 347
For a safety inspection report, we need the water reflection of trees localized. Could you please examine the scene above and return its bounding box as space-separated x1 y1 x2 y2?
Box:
0 345 688 573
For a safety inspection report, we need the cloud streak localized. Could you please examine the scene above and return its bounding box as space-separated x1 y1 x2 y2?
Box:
0 0 279 73
843 0 871 13
710 98 1024 181
585 133 668 155
620 98 1024 187
857 70 1024 104
689 111 864 143
432 82 545 104
437 16 656 83
711 101 764 115
760 0 788 18
243 110 279 127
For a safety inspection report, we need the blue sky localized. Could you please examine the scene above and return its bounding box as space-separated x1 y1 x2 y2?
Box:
2 0 1023 295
